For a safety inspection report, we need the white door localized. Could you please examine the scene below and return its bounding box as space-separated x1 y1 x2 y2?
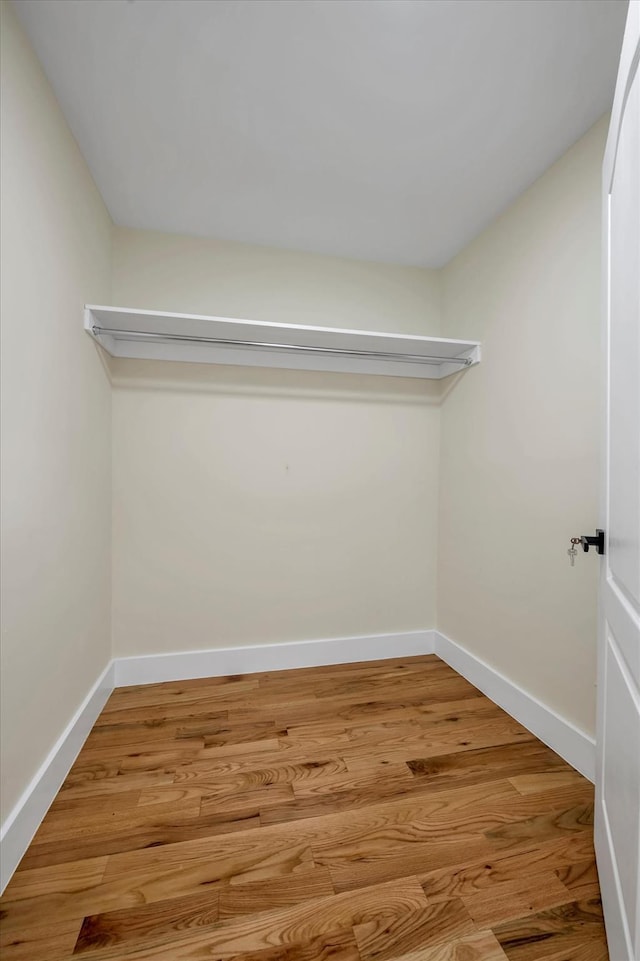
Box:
595 3 640 960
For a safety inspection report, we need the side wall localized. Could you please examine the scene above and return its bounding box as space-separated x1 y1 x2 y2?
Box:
0 1 113 819
110 230 442 656
438 117 607 737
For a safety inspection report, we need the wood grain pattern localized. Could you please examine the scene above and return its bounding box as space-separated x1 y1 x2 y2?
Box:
74 890 220 955
0 916 83 961
492 898 608 960
353 898 476 960
0 655 608 960
555 859 602 900
460 872 572 926
211 927 361 961
418 833 597 902
218 867 335 919
390 930 508 961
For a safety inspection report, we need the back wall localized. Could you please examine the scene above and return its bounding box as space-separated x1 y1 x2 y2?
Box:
110 230 442 655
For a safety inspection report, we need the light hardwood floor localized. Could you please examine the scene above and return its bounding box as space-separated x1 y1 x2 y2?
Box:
0 655 608 960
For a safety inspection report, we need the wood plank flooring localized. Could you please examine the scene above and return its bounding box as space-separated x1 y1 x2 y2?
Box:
0 655 609 961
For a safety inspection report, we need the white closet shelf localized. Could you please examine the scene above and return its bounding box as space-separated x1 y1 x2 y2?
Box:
84 305 481 380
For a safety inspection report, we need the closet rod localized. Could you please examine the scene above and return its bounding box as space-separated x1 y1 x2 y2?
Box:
92 326 475 367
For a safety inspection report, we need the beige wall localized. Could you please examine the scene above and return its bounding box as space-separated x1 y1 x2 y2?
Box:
111 362 439 655
0 1 112 817
110 232 442 656
112 226 442 334
438 117 606 736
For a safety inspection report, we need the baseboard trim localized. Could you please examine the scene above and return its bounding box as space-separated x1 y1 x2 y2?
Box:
114 630 437 687
0 660 115 894
434 630 596 782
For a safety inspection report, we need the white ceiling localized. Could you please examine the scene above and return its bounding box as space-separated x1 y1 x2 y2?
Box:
14 0 627 267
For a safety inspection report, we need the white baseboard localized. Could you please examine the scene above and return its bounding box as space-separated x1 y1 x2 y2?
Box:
114 630 437 687
0 660 115 894
434 630 596 782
